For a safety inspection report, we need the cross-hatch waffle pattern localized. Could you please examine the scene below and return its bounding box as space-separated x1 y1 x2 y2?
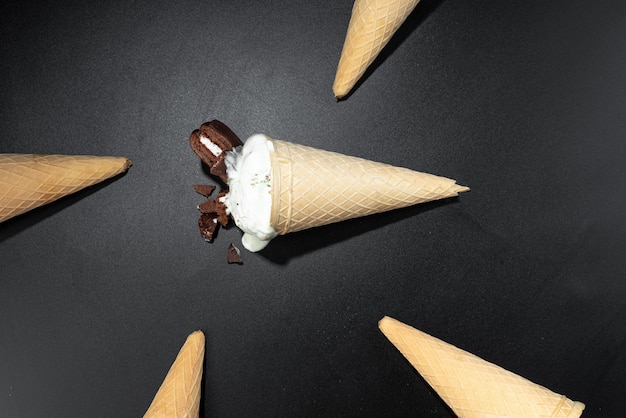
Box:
379 317 585 418
144 331 205 418
0 154 130 222
269 140 465 235
334 0 422 97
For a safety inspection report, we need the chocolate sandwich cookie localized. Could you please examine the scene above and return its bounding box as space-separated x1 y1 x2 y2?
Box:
189 120 243 183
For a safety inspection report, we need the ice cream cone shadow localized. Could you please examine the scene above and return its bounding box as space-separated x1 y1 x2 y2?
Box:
199 342 209 417
258 196 461 264
0 172 129 244
335 0 443 100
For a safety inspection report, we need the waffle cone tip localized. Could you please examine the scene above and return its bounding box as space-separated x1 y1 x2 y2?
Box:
186 329 205 345
333 84 350 100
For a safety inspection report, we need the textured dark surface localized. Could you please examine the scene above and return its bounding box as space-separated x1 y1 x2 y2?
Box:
1 0 625 416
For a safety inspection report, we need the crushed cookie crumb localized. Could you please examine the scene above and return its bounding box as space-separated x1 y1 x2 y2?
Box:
226 243 243 264
193 184 216 197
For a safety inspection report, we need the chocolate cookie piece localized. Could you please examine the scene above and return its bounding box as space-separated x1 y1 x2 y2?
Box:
189 120 243 183
215 189 230 226
198 198 218 214
193 184 216 197
198 212 219 241
226 243 243 264
198 191 229 223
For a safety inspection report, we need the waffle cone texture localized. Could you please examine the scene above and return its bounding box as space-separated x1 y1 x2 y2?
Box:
144 330 205 418
334 0 422 98
379 316 585 418
268 139 467 235
0 154 131 223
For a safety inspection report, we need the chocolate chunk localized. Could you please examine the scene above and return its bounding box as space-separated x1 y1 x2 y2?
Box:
198 190 230 224
189 120 243 183
216 190 230 226
209 158 228 183
193 184 216 197
226 243 243 264
198 198 218 214
198 212 219 241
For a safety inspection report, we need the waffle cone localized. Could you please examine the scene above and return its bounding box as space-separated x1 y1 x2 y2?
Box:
268 139 468 235
333 0 422 98
379 316 585 418
144 330 205 418
0 154 131 223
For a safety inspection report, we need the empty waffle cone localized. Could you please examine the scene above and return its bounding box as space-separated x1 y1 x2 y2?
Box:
144 330 205 418
268 139 468 235
333 0 422 98
0 154 131 223
379 316 585 418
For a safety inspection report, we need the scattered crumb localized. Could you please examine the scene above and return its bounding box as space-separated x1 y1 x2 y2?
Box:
226 243 243 264
194 184 238 264
198 213 218 241
198 198 218 214
193 184 216 197
216 190 230 226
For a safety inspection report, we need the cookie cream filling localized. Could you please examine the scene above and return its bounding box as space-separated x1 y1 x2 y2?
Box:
222 134 277 252
199 135 223 157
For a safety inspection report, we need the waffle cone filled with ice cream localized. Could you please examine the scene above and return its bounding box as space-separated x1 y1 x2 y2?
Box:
0 153 131 223
268 139 467 235
334 0 422 98
144 330 205 418
379 316 585 418
190 120 468 252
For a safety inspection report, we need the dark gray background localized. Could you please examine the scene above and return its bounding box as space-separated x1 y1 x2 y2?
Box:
1 0 625 416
